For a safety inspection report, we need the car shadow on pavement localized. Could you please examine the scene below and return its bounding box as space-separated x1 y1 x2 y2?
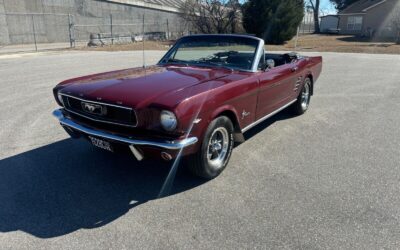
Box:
0 138 206 238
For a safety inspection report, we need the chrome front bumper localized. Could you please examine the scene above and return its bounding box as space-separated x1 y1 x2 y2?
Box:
52 109 198 158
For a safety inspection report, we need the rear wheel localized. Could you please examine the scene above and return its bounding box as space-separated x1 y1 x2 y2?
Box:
188 116 234 179
292 78 311 115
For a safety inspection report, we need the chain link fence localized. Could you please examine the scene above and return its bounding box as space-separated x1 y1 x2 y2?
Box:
298 9 335 35
72 14 188 46
0 13 73 53
299 11 317 34
0 12 189 54
0 10 330 54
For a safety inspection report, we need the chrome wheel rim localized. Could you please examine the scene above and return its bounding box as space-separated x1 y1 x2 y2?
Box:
301 82 310 110
207 127 229 170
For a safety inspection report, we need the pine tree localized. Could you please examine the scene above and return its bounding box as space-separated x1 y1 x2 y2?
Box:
242 0 305 44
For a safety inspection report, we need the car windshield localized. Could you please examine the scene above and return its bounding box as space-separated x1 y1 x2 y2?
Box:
159 36 260 71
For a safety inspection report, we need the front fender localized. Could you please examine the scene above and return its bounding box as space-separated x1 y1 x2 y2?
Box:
209 105 240 124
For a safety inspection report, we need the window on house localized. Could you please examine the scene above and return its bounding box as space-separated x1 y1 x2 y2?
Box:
347 16 363 31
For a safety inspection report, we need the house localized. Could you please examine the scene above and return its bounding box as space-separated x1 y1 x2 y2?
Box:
320 15 339 33
338 0 400 38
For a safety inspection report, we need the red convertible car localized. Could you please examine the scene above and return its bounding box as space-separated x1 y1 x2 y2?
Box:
53 34 322 179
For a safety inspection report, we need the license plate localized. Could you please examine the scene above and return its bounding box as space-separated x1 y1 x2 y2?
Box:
88 136 113 152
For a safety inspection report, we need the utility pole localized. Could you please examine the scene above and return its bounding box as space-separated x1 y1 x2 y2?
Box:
31 15 37 51
68 14 75 48
142 14 146 68
166 19 169 40
110 14 114 45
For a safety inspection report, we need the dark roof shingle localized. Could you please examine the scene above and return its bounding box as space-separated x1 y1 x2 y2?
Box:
339 0 387 14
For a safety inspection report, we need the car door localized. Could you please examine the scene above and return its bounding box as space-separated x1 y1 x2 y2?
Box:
255 63 299 120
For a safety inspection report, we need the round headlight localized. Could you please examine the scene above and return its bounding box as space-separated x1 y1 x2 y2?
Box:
160 110 177 131
57 93 64 106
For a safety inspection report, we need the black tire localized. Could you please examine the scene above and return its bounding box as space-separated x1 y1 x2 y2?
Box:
292 77 312 115
187 116 234 179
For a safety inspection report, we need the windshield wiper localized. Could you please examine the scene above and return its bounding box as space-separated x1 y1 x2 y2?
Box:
192 61 234 71
162 58 189 66
163 58 236 71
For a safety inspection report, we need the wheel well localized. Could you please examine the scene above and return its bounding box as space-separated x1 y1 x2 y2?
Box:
306 74 314 95
217 110 241 133
216 110 245 143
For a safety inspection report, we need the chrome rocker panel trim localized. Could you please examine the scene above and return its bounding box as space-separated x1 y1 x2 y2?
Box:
53 109 198 150
242 99 297 133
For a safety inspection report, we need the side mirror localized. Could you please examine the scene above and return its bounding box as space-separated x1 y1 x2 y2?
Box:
266 59 275 68
263 59 275 71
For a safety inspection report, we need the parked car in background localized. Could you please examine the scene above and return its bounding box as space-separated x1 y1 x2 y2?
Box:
53 34 322 179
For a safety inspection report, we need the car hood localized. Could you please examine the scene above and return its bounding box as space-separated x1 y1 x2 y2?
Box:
58 65 232 108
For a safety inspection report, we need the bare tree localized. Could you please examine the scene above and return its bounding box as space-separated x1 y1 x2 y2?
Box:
392 7 400 44
308 0 320 33
180 0 242 34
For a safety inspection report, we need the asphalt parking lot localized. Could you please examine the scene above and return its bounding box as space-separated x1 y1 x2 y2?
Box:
0 50 400 249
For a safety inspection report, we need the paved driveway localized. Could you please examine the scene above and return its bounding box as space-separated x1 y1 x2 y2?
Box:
0 51 399 249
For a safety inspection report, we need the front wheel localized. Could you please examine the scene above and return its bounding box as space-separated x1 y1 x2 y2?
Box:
292 78 312 115
187 116 234 179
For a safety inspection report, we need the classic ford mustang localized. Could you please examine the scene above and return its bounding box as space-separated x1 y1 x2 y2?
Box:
53 34 322 179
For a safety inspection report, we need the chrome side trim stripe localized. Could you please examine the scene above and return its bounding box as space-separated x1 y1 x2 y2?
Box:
53 109 198 150
242 99 297 133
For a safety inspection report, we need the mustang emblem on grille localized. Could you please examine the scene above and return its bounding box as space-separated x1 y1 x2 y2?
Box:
81 102 105 115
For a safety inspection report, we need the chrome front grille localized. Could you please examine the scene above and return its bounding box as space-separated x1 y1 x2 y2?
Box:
61 94 137 127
